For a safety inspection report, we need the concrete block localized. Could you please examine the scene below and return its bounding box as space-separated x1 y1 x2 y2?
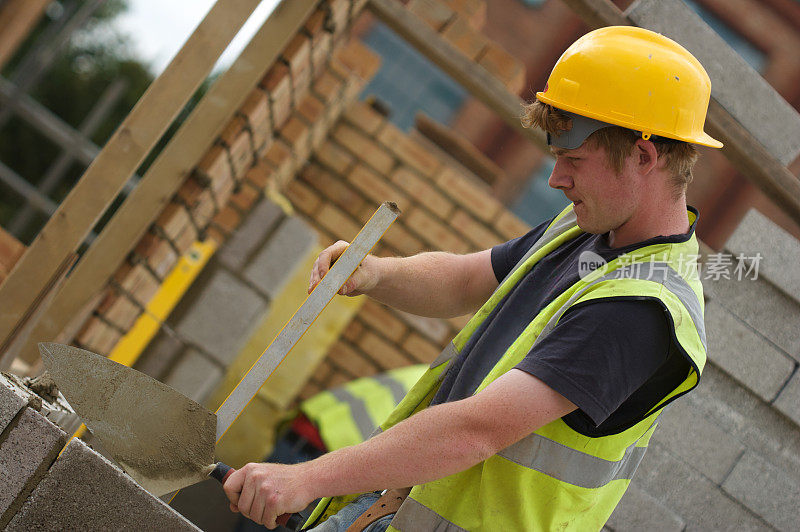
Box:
634 443 769 530
0 374 27 434
6 438 199 531
651 398 745 484
725 209 800 305
723 452 800 531
627 0 800 165
685 365 800 481
606 484 684 532
704 272 800 362
774 371 800 427
164 348 223 404
219 198 284 272
704 300 795 402
174 267 267 366
0 408 66 525
244 215 318 300
134 329 185 380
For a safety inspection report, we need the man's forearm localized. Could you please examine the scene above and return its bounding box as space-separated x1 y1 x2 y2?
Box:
295 399 497 500
365 251 493 318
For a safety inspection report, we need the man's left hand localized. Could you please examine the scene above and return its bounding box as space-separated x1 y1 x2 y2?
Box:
222 462 311 529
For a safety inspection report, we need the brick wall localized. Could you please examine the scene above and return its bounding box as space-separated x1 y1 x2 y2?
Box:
283 98 531 398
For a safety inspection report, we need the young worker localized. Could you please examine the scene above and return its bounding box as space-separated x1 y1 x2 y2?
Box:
223 26 720 530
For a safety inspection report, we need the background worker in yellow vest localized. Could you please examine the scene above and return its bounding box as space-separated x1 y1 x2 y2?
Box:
223 26 717 531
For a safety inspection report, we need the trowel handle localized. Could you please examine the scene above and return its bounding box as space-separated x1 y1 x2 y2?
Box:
210 462 303 530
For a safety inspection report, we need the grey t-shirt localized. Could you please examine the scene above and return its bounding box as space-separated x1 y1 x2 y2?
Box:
430 210 696 436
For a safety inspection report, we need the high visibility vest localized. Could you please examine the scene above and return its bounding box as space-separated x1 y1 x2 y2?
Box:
306 204 706 531
301 365 428 451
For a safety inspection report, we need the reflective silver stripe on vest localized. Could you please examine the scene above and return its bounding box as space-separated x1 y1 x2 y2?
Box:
496 429 651 489
429 342 458 369
501 208 578 285
391 497 468 532
373 373 408 405
534 261 706 351
329 388 373 441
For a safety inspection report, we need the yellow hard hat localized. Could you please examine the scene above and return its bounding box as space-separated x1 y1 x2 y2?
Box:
536 26 722 148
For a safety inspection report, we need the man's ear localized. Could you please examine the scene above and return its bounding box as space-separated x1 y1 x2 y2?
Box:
634 138 659 175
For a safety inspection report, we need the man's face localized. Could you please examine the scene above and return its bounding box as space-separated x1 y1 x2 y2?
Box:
547 142 640 235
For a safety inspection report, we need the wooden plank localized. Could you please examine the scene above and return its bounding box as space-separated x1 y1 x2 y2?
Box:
367 0 547 149
0 0 261 363
0 0 50 70
4 0 320 366
561 0 800 228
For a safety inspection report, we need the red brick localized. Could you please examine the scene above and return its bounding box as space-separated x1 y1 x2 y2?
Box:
407 0 456 31
326 370 352 388
335 40 382 81
476 42 525 94
440 16 488 60
332 123 395 175
114 263 160 307
312 71 344 102
297 94 326 124
154 202 191 241
218 114 246 146
494 209 531 240
96 291 139 331
76 317 122 356
227 130 254 179
391 167 454 218
329 342 379 377
451 210 501 250
358 331 412 370
282 33 311 78
134 232 178 279
173 221 199 255
402 332 442 363
317 203 361 240
347 164 410 211
342 319 364 342
316 140 355 174
281 117 310 154
300 164 365 218
405 207 470 253
239 90 271 148
344 101 386 136
230 183 261 212
264 140 292 170
383 223 424 257
309 31 333 75
439 0 486 29
359 300 408 342
211 205 242 235
435 167 502 223
286 179 323 215
378 124 442 177
197 145 232 185
245 159 275 190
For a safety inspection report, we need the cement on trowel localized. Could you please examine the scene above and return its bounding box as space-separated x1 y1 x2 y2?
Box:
39 343 217 496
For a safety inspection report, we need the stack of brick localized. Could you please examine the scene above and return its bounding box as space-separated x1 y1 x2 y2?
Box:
1 373 198 529
284 99 531 397
70 0 375 362
406 0 526 93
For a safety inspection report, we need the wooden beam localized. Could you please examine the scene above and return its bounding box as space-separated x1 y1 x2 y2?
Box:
0 0 50 71
560 0 800 228
3 0 320 366
367 0 547 150
0 0 261 361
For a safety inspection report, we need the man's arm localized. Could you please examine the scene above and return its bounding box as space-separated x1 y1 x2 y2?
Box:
308 241 498 318
223 369 576 527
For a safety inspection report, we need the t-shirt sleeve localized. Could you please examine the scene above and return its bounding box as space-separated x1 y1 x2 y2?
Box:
490 218 552 283
514 300 672 426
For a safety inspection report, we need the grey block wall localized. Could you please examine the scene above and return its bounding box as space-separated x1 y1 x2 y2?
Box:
134 198 318 407
1 373 198 529
608 209 800 531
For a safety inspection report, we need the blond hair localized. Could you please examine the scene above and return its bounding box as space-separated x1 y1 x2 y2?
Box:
522 100 698 196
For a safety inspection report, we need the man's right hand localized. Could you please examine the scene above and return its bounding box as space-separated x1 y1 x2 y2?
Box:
308 240 380 296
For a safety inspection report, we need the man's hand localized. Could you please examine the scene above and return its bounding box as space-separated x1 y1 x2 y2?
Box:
308 240 379 296
223 462 311 529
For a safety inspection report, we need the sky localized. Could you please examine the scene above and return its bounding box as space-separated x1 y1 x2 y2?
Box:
112 0 281 75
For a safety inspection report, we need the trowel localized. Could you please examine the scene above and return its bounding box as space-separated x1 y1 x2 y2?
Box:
38 203 399 523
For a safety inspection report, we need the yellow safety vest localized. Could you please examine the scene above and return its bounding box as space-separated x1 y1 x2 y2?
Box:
306 204 706 531
301 365 428 451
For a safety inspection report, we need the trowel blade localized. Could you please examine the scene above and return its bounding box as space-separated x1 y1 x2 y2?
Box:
39 342 217 497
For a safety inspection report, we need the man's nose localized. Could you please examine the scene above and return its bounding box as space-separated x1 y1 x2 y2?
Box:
548 159 572 190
